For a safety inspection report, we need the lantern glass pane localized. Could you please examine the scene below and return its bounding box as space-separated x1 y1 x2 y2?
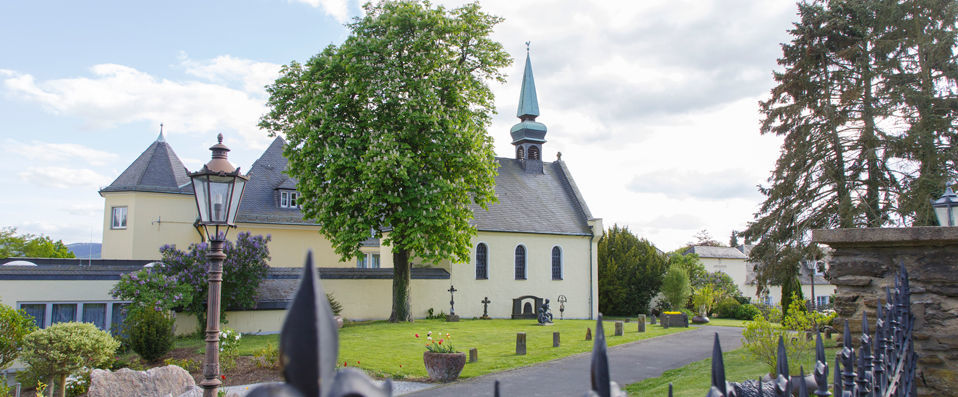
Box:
935 206 950 226
949 206 958 227
192 176 210 223
227 178 246 225
209 180 231 223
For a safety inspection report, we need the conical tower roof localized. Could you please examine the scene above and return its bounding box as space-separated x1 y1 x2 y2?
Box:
100 131 192 195
510 46 547 144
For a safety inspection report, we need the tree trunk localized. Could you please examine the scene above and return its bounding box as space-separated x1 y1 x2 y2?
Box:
56 374 66 397
389 248 413 322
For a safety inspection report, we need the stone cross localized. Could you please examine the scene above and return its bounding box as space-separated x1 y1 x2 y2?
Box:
481 296 491 318
448 285 458 315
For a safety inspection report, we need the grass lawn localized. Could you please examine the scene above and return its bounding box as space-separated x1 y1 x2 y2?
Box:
700 318 752 328
176 318 691 380
625 340 838 397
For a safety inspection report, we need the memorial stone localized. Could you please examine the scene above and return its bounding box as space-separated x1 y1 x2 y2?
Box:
585 327 592 341
614 321 623 336
553 332 560 347
516 333 526 355
469 348 478 363
637 314 646 332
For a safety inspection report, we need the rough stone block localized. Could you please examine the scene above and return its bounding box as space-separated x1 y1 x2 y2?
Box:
585 327 592 341
516 332 526 355
469 347 478 363
90 365 195 397
614 321 623 336
637 314 646 332
553 332 560 347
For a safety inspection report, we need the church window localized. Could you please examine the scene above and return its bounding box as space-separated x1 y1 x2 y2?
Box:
551 246 562 280
476 243 488 279
280 190 301 208
111 207 127 229
516 146 525 160
529 146 540 160
514 245 526 280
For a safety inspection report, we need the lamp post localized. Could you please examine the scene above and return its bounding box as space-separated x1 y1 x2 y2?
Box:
189 134 248 397
931 186 958 226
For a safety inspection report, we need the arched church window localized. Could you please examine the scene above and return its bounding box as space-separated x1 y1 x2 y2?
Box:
529 146 540 160
476 243 488 280
516 146 525 160
551 246 562 280
514 245 526 280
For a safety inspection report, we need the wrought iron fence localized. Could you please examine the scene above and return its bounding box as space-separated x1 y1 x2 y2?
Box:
247 256 917 397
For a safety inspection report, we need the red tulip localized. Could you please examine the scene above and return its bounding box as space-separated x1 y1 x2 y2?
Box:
344 361 348 367
415 333 419 338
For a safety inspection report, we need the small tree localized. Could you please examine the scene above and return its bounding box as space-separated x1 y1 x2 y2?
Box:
0 303 38 370
110 267 193 312
21 322 119 397
781 275 804 317
660 267 691 310
597 225 669 315
126 308 175 362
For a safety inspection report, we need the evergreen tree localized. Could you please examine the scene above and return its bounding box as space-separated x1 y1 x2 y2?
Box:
597 225 668 315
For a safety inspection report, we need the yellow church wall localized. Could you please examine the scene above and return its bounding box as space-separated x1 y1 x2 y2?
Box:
173 310 289 336
101 191 201 260
233 223 359 268
0 280 119 304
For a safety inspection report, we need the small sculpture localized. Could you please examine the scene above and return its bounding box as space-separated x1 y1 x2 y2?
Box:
537 299 554 324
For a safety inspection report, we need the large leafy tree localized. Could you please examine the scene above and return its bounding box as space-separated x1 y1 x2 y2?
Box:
260 1 510 322
597 225 668 315
0 227 74 258
743 0 957 298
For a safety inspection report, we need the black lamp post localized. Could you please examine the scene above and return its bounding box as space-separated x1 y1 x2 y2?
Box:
190 133 248 397
931 187 958 226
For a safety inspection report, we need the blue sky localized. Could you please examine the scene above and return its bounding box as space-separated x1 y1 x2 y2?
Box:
0 0 796 250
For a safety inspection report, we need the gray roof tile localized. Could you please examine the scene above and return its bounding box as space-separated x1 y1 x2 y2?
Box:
687 245 748 259
100 136 192 194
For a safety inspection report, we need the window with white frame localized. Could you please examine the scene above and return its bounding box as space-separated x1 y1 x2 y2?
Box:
356 253 381 269
551 246 562 280
280 190 301 208
18 301 129 334
515 245 526 280
476 243 488 279
816 295 830 308
111 206 127 229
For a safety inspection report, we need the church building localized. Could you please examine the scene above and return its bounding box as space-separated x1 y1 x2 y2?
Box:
0 51 602 334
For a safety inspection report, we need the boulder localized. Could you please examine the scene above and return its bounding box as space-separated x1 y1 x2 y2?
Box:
89 365 195 397
692 315 710 324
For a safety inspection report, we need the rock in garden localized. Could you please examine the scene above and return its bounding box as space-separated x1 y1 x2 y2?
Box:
89 365 195 397
692 315 710 324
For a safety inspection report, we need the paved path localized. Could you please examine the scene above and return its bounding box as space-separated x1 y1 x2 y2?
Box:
408 325 744 397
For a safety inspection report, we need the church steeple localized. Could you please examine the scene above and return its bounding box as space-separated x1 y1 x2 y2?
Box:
510 43 547 172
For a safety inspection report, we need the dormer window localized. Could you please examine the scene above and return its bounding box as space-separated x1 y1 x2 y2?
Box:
280 190 301 209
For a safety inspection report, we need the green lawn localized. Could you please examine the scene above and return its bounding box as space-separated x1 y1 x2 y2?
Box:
625 341 838 396
698 318 751 328
177 318 691 380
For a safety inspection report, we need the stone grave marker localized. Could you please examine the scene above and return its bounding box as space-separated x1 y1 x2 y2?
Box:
614 321 624 336
516 333 526 355
469 348 478 363
650 314 657 325
637 314 646 332
553 332 560 347
585 327 592 341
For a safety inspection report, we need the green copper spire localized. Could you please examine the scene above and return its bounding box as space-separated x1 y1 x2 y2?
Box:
516 44 540 119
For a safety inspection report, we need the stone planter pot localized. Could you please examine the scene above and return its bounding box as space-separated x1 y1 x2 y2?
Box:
423 351 466 382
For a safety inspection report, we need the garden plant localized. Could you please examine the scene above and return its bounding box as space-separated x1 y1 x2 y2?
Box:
20 322 119 397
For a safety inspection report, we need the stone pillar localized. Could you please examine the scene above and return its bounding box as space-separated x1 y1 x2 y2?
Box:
553 332 560 347
516 333 526 355
469 348 478 363
614 321 623 336
637 314 646 332
585 327 592 341
813 226 958 397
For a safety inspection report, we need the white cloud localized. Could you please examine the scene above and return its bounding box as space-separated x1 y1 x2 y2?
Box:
291 0 350 23
2 139 118 166
0 59 281 149
627 169 762 200
179 53 283 97
19 166 112 189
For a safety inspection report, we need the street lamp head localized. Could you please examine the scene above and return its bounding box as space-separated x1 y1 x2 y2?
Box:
931 186 958 227
190 134 249 240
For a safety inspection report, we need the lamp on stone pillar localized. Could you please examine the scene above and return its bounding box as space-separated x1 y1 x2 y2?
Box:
189 133 248 397
931 186 958 226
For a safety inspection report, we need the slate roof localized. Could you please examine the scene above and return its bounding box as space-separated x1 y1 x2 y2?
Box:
100 133 192 195
686 245 748 259
470 158 593 236
235 137 311 225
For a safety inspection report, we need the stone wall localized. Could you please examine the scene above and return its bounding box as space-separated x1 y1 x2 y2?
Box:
813 226 958 397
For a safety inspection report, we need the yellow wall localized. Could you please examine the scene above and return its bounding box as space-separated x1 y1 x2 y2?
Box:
235 223 357 268
101 191 201 260
0 280 119 304
174 310 288 335
699 257 749 290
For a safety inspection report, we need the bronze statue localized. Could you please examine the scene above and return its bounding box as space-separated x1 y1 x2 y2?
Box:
537 299 554 324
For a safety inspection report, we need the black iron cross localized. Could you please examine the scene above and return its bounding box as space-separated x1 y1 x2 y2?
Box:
448 285 458 315
481 296 491 317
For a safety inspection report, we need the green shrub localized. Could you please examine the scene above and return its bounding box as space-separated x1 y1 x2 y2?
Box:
20 322 119 397
661 267 691 310
219 328 241 372
327 293 343 316
65 369 91 397
0 302 38 369
253 342 280 369
742 315 812 375
736 304 762 321
164 357 200 372
714 297 742 319
126 308 175 362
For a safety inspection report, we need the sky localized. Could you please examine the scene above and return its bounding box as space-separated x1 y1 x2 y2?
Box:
0 0 795 252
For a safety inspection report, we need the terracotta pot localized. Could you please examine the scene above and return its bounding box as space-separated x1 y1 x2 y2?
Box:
423 351 466 382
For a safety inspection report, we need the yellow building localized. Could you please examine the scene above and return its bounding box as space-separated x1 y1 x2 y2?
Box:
2 51 601 334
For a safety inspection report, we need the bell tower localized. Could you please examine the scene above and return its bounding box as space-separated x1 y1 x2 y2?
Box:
511 43 547 173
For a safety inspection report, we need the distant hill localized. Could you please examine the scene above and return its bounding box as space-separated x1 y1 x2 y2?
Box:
67 243 101 259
